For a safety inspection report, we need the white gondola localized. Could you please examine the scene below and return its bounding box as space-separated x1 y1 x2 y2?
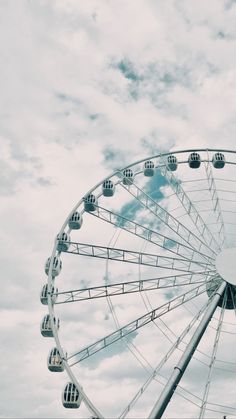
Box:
57 232 70 252
212 152 225 169
40 314 59 337
188 152 201 169
84 194 97 212
123 168 134 185
48 347 65 372
167 155 178 171
68 212 83 230
40 284 58 305
62 382 81 409
144 160 155 177
102 180 115 197
45 256 62 277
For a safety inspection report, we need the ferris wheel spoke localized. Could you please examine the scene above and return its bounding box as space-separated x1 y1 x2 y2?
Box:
88 204 214 265
148 281 226 419
53 271 216 305
62 241 212 273
204 156 227 248
120 181 216 260
159 158 221 254
199 288 227 419
67 282 210 366
119 296 213 418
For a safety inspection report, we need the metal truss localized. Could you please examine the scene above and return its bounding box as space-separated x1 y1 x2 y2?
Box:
148 281 226 419
44 149 236 419
120 181 217 260
119 296 214 418
204 156 227 249
53 271 216 305
67 282 211 366
199 289 227 419
159 158 221 254
88 204 214 265
63 241 212 273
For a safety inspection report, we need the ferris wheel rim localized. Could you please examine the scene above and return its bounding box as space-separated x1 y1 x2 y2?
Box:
44 147 236 418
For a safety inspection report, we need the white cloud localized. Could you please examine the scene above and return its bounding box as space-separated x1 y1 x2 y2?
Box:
1 0 236 418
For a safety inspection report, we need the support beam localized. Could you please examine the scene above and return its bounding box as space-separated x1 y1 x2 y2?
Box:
119 298 211 419
63 241 211 273
120 181 216 259
159 158 221 254
204 158 227 248
89 204 213 264
67 282 208 366
53 271 216 304
199 289 226 419
148 281 226 419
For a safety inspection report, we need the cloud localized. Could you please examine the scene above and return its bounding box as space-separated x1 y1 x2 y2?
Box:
1 0 236 418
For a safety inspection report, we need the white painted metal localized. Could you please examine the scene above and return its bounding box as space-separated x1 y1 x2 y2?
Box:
53 271 216 304
89 204 214 264
148 281 226 419
63 240 212 273
119 296 215 419
120 180 217 259
199 290 227 419
204 153 226 248
42 149 236 418
67 282 210 366
159 157 221 254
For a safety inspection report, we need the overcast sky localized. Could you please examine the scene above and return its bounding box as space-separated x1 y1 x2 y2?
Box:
1 0 236 418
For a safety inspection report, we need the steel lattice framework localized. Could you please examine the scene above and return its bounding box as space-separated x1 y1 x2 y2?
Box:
41 149 236 419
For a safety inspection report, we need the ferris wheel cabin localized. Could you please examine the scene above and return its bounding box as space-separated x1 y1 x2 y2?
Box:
56 232 70 252
167 155 178 171
62 382 81 408
40 314 59 337
84 194 97 212
40 284 58 305
68 211 83 229
45 256 62 277
48 347 65 372
102 179 115 196
143 160 155 176
188 152 201 168
212 152 225 168
122 168 134 185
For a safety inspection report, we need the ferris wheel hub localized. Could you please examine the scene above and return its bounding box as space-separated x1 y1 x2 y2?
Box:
215 247 236 286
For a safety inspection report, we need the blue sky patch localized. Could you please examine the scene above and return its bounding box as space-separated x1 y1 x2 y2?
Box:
117 59 142 82
80 330 138 369
119 169 168 224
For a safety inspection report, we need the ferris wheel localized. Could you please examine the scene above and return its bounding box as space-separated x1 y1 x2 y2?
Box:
41 148 236 418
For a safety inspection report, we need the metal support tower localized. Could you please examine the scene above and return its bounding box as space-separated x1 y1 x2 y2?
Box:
148 281 226 419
